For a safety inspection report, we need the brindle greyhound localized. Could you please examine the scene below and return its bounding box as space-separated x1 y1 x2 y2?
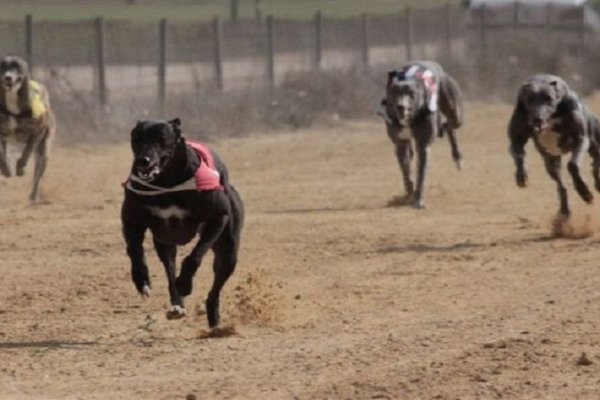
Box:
509 74 600 216
121 118 244 328
378 61 464 209
0 55 55 203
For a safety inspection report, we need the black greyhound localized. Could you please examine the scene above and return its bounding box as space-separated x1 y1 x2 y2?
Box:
509 74 600 216
121 118 244 328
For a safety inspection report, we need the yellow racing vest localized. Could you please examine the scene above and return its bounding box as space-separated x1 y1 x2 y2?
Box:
29 80 47 119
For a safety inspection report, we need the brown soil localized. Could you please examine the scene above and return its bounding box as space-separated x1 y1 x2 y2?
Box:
2 100 600 399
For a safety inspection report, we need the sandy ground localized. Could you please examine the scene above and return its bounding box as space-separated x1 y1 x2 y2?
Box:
2 100 600 400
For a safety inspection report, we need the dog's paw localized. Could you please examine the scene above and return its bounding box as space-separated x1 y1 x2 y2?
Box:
412 200 426 210
0 166 12 178
581 191 594 204
175 275 193 297
166 305 187 320
133 278 151 297
516 171 528 188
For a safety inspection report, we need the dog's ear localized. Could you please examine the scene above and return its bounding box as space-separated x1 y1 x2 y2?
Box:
130 120 144 138
168 118 182 137
515 83 531 114
386 70 396 88
550 79 567 102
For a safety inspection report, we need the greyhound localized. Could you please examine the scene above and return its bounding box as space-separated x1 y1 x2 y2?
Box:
0 55 55 203
508 74 600 216
121 118 244 328
377 61 463 209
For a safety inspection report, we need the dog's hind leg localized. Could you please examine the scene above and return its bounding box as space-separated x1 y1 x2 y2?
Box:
0 140 11 177
438 74 464 129
394 139 414 199
205 232 239 328
444 122 463 170
29 133 50 203
567 134 593 204
543 156 570 215
153 239 186 320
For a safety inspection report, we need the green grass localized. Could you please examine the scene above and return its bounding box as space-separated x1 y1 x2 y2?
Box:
0 0 464 21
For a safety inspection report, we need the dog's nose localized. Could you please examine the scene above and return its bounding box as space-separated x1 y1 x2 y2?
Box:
2 75 12 83
136 156 151 167
397 105 405 116
533 116 543 126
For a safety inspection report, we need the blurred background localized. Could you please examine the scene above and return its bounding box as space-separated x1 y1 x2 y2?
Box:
1 0 600 141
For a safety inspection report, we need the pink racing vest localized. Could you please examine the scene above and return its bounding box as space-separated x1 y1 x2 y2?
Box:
186 139 223 191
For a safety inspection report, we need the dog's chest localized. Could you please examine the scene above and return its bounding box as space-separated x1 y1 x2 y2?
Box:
536 128 565 156
144 202 203 244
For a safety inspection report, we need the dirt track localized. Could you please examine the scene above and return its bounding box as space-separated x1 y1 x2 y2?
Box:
2 100 600 400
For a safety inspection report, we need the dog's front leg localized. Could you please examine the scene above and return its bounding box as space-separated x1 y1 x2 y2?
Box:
153 239 186 320
0 140 11 177
175 214 228 297
394 139 414 199
123 222 151 297
567 133 593 204
412 117 436 209
508 113 530 188
543 155 570 215
16 133 40 177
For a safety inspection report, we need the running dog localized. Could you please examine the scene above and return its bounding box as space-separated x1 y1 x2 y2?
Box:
121 118 244 328
509 74 600 216
0 55 55 202
378 61 463 209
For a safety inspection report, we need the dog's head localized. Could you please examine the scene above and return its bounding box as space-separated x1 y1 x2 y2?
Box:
0 56 29 93
386 72 426 126
518 75 568 133
129 118 183 181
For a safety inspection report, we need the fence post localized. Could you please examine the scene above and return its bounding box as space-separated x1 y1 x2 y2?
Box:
314 11 323 70
444 3 452 59
95 17 107 107
158 18 167 114
230 0 239 22
254 0 262 30
25 14 34 74
404 7 412 61
480 4 487 59
512 1 519 36
266 15 274 92
580 5 586 58
361 13 369 69
213 16 224 91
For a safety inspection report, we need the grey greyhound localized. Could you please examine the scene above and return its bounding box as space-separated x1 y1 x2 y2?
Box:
509 74 600 216
0 55 55 203
378 61 463 209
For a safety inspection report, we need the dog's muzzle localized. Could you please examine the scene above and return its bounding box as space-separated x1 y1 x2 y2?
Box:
134 156 161 181
1 73 21 91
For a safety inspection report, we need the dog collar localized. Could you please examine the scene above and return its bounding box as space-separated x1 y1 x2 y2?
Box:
124 174 197 196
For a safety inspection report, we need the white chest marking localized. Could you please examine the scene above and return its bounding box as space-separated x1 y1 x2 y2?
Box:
147 205 189 220
537 129 564 156
5 90 19 130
